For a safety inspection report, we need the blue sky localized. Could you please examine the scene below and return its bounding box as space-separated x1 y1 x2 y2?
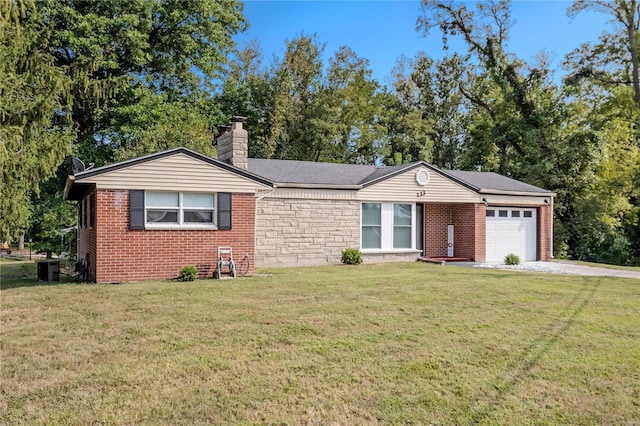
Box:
235 0 608 86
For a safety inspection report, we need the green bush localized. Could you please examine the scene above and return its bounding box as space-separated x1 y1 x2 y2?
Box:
178 265 198 281
341 248 363 265
505 253 520 265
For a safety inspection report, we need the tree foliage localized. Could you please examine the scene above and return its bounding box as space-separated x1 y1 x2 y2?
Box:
385 53 468 167
0 1 74 240
565 0 640 108
1 0 246 251
218 35 386 164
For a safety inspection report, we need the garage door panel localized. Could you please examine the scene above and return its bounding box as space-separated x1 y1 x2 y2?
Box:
486 208 537 262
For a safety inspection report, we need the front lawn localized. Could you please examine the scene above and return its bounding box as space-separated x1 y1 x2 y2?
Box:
1 262 638 424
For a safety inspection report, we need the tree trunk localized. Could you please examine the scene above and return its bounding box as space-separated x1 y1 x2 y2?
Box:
18 234 24 250
626 0 640 106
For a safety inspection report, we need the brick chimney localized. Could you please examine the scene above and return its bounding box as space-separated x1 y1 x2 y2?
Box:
216 116 248 170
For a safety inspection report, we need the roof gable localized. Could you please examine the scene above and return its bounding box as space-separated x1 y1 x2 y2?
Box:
358 164 479 203
75 148 271 186
65 148 272 200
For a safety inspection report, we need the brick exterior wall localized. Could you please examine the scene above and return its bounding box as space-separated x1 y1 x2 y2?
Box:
424 203 450 258
91 190 255 283
473 203 487 262
453 203 486 261
538 204 553 261
424 203 485 261
255 198 359 266
77 191 97 282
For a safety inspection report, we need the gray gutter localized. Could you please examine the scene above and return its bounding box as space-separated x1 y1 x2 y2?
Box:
273 183 362 190
478 189 556 197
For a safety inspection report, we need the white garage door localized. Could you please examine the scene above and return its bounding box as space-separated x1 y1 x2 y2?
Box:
486 208 537 262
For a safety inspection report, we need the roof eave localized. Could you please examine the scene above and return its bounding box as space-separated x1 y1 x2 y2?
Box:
479 189 556 197
63 176 74 200
63 175 95 201
274 183 362 190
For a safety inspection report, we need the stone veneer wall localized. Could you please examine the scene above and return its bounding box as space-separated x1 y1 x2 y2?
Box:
255 198 360 266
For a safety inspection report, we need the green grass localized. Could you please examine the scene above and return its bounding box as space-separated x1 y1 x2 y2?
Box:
1 261 639 424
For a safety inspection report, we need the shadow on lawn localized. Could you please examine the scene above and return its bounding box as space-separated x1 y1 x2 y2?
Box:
469 278 602 423
0 259 88 290
1 277 88 290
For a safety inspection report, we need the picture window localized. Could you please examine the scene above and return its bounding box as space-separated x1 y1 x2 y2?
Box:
145 191 216 228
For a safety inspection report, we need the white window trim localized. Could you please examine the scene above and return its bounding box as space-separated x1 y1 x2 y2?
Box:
360 202 416 252
145 191 217 230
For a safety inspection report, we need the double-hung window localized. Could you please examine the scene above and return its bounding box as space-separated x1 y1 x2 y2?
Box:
145 191 215 228
362 203 382 249
393 204 412 249
361 202 415 251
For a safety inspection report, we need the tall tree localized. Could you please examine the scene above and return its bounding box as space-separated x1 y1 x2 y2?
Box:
417 0 559 181
566 0 640 108
416 0 627 264
563 1 640 263
322 47 385 164
386 53 468 168
2 0 247 251
0 2 74 241
219 36 385 164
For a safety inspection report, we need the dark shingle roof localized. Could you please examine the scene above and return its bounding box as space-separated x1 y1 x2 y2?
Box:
443 170 553 194
247 158 409 187
248 158 552 195
67 146 552 196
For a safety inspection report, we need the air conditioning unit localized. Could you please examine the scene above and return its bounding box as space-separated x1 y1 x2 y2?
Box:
37 259 60 282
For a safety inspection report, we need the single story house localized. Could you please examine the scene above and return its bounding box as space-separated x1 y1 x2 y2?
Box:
64 118 554 283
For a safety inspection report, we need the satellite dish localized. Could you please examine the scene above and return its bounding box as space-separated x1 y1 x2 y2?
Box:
72 158 85 173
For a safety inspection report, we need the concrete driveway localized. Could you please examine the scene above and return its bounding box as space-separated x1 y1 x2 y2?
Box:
449 260 640 279
550 261 640 279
